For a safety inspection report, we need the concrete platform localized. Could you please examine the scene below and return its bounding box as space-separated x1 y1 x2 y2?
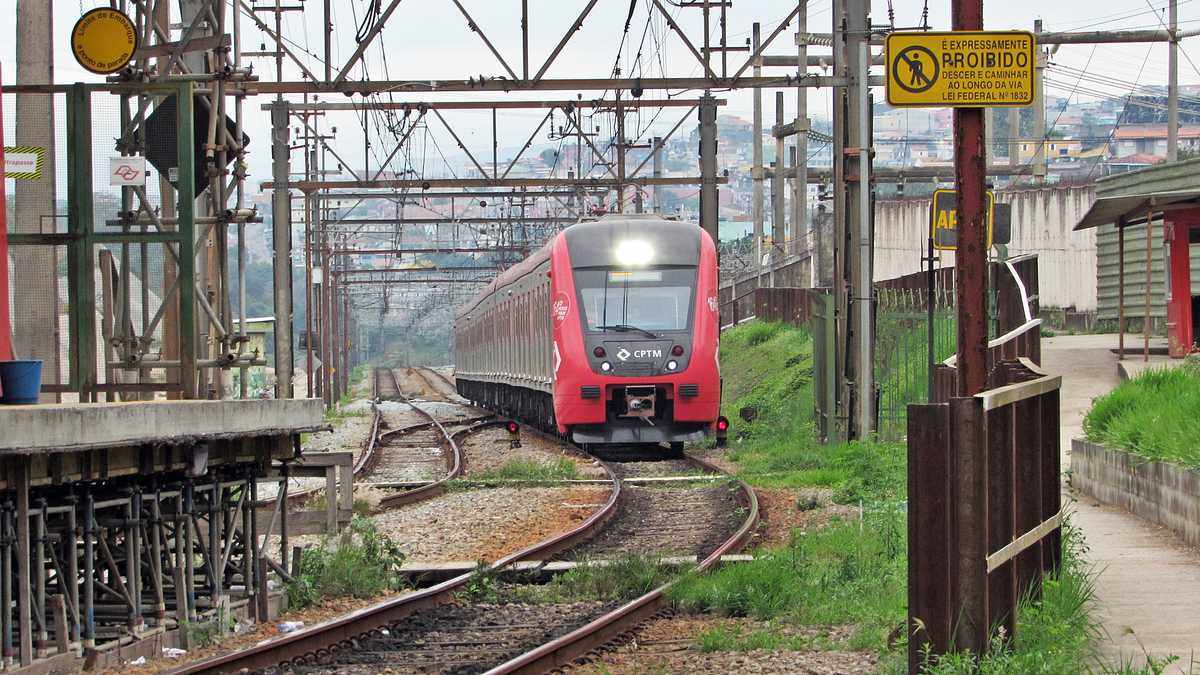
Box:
0 399 325 488
0 399 326 453
1119 355 1193 381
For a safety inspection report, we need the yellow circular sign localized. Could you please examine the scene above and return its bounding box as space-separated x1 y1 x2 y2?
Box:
71 8 137 75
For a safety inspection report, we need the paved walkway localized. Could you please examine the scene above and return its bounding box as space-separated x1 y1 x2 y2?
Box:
1042 334 1200 673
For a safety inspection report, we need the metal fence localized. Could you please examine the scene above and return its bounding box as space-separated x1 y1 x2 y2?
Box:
873 254 1039 441
874 287 957 441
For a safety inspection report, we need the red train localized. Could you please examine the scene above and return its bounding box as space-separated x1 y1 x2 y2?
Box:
454 214 726 453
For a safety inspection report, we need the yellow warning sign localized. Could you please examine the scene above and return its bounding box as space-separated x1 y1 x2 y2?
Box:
71 8 137 75
931 189 995 251
886 31 1036 108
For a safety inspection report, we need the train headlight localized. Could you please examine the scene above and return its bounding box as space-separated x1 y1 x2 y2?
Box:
666 360 678 371
614 239 655 267
600 361 612 372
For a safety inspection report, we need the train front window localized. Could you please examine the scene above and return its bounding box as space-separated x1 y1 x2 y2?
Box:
575 267 696 332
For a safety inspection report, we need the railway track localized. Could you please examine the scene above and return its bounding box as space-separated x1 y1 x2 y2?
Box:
263 369 491 513
367 368 496 509
176 421 757 674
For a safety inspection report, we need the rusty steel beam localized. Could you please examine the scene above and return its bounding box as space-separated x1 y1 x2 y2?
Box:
337 266 503 274
324 217 574 225
330 247 525 255
266 176 726 191
278 98 719 111
243 75 844 96
310 190 598 200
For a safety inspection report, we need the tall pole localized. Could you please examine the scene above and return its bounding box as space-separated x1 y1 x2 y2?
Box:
1033 19 1047 182
752 23 765 276
832 0 849 441
698 94 719 253
1008 107 1020 168
796 2 809 283
954 2 988 398
846 0 873 439
1168 0 1179 162
773 92 787 277
616 92 627 212
652 137 664 213
271 103 294 399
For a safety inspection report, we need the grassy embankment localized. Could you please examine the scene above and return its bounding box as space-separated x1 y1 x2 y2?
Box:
1084 358 1200 468
667 321 1104 673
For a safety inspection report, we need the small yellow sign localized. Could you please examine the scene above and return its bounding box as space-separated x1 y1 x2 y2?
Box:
931 189 995 251
886 31 1036 108
71 8 137 75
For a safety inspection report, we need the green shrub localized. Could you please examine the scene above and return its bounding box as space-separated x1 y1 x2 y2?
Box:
1083 362 1200 467
286 516 407 609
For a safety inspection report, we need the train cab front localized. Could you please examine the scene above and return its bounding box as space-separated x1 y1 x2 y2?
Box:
551 216 721 447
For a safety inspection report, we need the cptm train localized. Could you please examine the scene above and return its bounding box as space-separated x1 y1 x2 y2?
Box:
454 214 729 454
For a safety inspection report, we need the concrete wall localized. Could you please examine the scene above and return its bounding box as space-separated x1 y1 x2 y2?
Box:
1072 438 1200 547
874 185 1098 311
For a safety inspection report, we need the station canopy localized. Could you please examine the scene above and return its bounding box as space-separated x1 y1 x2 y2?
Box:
1073 189 1200 231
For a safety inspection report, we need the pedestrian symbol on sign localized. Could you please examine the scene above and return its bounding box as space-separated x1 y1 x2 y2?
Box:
893 45 940 94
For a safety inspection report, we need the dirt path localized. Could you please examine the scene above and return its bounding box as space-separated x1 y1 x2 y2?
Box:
1042 334 1200 672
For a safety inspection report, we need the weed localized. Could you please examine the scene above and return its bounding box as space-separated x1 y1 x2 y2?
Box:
551 555 678 602
460 562 503 603
286 516 407 609
470 457 580 482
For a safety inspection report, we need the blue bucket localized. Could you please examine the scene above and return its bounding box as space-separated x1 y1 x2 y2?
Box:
0 360 43 405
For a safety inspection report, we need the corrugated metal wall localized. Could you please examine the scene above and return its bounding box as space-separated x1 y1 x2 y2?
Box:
1091 157 1200 321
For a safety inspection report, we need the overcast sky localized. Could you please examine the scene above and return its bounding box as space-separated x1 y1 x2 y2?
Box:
1 0 1197 184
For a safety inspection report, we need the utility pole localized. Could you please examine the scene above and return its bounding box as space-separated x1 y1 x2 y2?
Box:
752 23 765 277
953 2 989 399
952 0 990 656
271 103 294 399
795 2 809 283
698 93 719 252
652 137 664 213
1033 19 1048 182
844 0 874 440
773 92 787 279
1008 108 1020 168
1169 0 1179 161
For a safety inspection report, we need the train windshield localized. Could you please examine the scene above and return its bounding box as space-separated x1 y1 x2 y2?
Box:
575 267 696 332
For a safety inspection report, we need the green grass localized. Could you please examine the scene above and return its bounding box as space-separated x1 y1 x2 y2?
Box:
286 516 407 609
669 510 905 651
538 554 679 603
470 457 580 482
696 321 1106 671
1083 359 1200 468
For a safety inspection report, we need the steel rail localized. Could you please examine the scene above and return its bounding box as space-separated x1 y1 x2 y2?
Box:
170 440 621 675
486 453 759 674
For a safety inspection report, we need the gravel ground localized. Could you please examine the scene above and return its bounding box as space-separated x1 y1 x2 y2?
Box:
107 592 406 675
563 483 743 560
278 597 615 674
461 427 606 478
375 486 611 562
566 616 877 674
609 458 717 479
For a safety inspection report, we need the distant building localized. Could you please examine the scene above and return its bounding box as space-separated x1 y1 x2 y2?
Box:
1112 124 1200 158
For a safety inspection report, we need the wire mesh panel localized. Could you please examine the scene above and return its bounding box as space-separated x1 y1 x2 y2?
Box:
875 287 957 441
4 92 71 397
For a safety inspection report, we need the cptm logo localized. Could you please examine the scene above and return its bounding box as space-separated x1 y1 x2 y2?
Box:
616 348 631 361
113 165 141 182
552 292 570 326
